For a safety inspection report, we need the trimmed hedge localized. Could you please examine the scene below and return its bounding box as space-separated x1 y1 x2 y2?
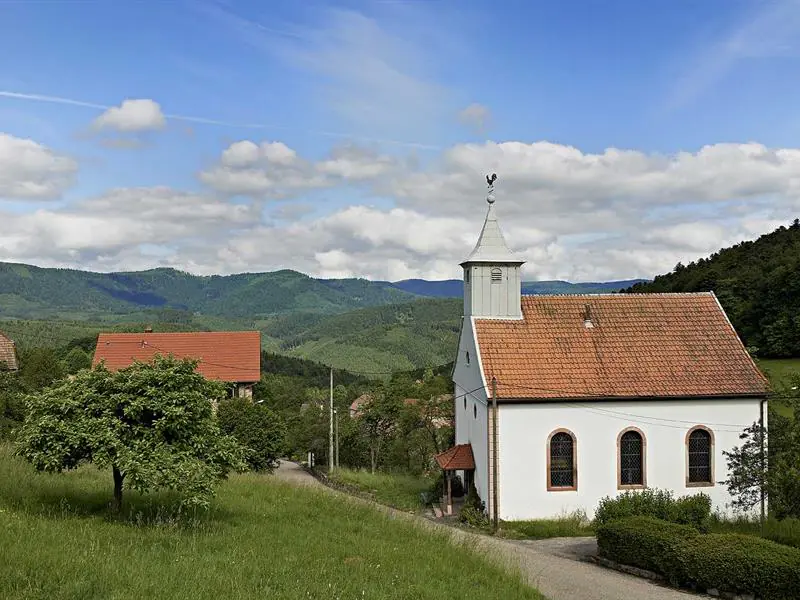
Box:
594 488 711 531
682 534 800 600
596 516 697 584
597 516 800 600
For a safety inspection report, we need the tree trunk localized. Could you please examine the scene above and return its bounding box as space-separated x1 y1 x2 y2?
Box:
112 466 124 513
370 446 377 474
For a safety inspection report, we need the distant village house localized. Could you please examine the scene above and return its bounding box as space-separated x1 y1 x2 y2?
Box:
0 331 19 371
92 330 261 398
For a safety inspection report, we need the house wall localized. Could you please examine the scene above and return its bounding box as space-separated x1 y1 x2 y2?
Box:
497 398 764 521
452 317 490 507
463 264 522 319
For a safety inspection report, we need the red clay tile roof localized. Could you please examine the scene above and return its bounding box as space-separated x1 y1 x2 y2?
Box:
350 394 372 415
474 293 770 400
92 331 261 383
0 331 18 371
435 444 475 470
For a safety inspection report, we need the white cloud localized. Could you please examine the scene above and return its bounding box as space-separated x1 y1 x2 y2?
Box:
458 103 491 133
3 134 800 282
200 140 398 197
0 187 260 266
0 133 77 200
91 99 166 132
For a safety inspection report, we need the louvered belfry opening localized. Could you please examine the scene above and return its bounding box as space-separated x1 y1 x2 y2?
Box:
620 430 644 485
688 429 712 483
549 432 574 488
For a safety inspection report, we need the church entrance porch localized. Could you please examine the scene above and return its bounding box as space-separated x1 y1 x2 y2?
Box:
433 444 475 516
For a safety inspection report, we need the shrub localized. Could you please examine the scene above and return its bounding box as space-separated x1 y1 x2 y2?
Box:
459 486 489 528
671 493 713 531
217 399 286 473
596 516 697 583
594 488 711 531
681 533 800 600
598 516 800 600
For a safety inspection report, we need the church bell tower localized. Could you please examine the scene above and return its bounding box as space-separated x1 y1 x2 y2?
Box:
460 174 525 319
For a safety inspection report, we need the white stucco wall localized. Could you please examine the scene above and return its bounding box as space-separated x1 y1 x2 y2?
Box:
463 264 522 319
497 398 764 521
452 317 490 506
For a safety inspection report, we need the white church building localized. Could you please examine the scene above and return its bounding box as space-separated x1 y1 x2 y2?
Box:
446 184 771 522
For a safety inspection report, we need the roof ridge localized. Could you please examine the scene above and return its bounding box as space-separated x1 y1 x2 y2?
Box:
521 292 715 298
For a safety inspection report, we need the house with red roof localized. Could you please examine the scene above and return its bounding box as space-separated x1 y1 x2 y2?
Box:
446 186 770 522
92 330 261 399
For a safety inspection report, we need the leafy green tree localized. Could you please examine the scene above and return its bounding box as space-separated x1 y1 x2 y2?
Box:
62 347 92 374
724 375 800 518
0 370 27 440
15 355 246 512
19 347 64 389
359 392 400 473
217 398 286 472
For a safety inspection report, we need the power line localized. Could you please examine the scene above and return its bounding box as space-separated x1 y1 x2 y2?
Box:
491 381 762 432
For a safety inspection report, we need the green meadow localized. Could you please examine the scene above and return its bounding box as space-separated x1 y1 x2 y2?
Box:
0 446 541 600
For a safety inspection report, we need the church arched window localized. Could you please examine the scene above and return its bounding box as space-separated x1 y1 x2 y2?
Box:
686 426 714 486
490 268 503 283
618 428 646 488
547 429 577 491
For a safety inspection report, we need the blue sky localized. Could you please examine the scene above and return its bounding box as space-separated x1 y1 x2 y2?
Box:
1 0 799 281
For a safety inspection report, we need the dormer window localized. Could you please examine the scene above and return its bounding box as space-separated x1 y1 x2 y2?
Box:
491 268 502 283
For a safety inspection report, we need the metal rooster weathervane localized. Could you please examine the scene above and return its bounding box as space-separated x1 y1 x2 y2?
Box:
486 173 497 204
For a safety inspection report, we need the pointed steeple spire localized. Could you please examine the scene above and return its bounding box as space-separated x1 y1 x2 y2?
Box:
461 175 523 266
461 202 521 265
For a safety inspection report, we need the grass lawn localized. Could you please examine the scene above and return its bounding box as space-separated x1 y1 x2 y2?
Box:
0 447 542 600
709 514 800 549
327 467 435 513
501 512 594 540
756 358 800 418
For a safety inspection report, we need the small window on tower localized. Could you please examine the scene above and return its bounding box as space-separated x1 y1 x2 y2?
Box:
491 268 502 283
465 269 470 283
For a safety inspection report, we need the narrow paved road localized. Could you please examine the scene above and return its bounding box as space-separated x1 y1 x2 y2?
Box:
274 462 698 600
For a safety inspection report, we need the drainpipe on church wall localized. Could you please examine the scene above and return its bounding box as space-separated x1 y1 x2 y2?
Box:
491 376 499 531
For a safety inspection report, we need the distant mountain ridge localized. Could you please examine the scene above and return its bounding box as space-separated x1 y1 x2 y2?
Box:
389 278 649 298
0 261 646 321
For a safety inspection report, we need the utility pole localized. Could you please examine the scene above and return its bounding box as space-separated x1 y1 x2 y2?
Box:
334 408 340 468
329 367 334 472
491 376 499 532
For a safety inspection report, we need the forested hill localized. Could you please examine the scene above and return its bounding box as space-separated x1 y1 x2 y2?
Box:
626 219 800 358
0 263 418 320
0 261 644 321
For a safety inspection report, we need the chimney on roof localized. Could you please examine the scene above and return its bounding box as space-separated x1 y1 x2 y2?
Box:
583 304 594 329
144 326 153 333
